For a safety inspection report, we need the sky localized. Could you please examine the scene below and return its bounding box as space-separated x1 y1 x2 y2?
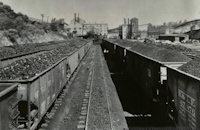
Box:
1 0 200 29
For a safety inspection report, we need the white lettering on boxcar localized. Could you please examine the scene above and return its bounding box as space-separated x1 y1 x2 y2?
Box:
178 89 196 129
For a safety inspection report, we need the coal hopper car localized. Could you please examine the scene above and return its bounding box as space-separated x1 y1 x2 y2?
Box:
0 40 92 130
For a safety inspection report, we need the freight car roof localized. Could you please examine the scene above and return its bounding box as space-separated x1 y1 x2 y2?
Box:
105 39 191 62
178 58 200 78
0 83 18 97
130 43 191 62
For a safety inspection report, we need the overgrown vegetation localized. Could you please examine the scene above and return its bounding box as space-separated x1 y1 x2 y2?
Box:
0 2 67 44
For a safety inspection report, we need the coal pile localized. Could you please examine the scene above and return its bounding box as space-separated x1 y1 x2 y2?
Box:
105 39 191 62
178 58 200 78
0 40 65 59
145 42 195 53
131 44 191 62
0 39 88 59
0 40 88 80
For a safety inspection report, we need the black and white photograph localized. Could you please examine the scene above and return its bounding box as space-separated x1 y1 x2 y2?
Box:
0 0 199 130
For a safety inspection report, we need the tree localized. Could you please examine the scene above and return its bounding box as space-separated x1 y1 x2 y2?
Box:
0 14 15 30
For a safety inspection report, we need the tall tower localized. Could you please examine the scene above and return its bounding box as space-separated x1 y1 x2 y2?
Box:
131 18 138 38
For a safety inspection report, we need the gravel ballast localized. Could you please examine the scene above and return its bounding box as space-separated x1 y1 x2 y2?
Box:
46 44 128 130
87 45 111 130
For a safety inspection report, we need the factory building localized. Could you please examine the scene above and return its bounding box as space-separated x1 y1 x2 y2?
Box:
68 13 87 36
131 18 139 38
119 17 139 39
84 23 108 36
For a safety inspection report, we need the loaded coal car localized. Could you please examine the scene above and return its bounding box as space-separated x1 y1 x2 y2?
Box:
0 83 19 130
102 39 192 126
166 57 200 130
101 39 136 73
103 39 191 100
0 40 92 130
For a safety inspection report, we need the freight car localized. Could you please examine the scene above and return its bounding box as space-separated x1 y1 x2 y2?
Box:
101 39 200 129
102 39 190 99
0 40 92 130
0 83 19 130
167 67 200 130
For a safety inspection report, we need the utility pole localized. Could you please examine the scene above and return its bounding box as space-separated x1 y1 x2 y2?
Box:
41 14 45 23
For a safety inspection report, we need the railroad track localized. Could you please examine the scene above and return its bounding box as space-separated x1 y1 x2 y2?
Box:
77 45 113 130
76 49 95 129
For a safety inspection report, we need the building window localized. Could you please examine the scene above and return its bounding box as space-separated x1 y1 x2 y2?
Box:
74 27 76 30
79 27 82 30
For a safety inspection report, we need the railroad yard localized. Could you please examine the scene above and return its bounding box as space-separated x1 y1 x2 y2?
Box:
2 36 200 130
1 1 200 130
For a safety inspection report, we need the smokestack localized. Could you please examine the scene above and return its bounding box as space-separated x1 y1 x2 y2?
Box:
124 18 126 25
74 13 76 22
128 18 129 25
78 13 79 22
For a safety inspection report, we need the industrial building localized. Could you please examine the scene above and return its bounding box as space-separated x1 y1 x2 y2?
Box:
158 34 189 42
107 27 120 38
119 17 139 39
67 13 87 36
84 23 108 36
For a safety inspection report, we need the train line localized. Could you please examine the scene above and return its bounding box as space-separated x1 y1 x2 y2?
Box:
0 39 93 130
102 39 200 130
0 40 77 68
35 42 93 130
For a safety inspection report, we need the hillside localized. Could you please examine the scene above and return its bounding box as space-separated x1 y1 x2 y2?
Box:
0 2 68 46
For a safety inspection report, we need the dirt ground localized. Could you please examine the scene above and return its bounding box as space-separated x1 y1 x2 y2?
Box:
46 45 95 130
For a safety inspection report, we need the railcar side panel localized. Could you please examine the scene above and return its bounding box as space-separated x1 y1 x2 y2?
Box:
79 45 85 62
68 51 79 75
126 49 160 99
167 68 200 130
115 46 126 72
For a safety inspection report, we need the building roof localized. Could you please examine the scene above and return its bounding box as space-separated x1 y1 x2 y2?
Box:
173 19 200 29
108 27 119 33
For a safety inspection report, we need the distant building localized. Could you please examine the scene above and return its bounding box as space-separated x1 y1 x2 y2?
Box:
83 23 108 36
130 18 139 38
119 17 139 39
172 19 200 34
147 19 200 39
107 27 120 38
148 25 169 39
159 34 189 42
67 13 87 36
138 24 148 39
122 24 128 39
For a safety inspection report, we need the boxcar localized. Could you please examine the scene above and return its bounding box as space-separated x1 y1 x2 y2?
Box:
167 67 200 130
126 49 161 99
